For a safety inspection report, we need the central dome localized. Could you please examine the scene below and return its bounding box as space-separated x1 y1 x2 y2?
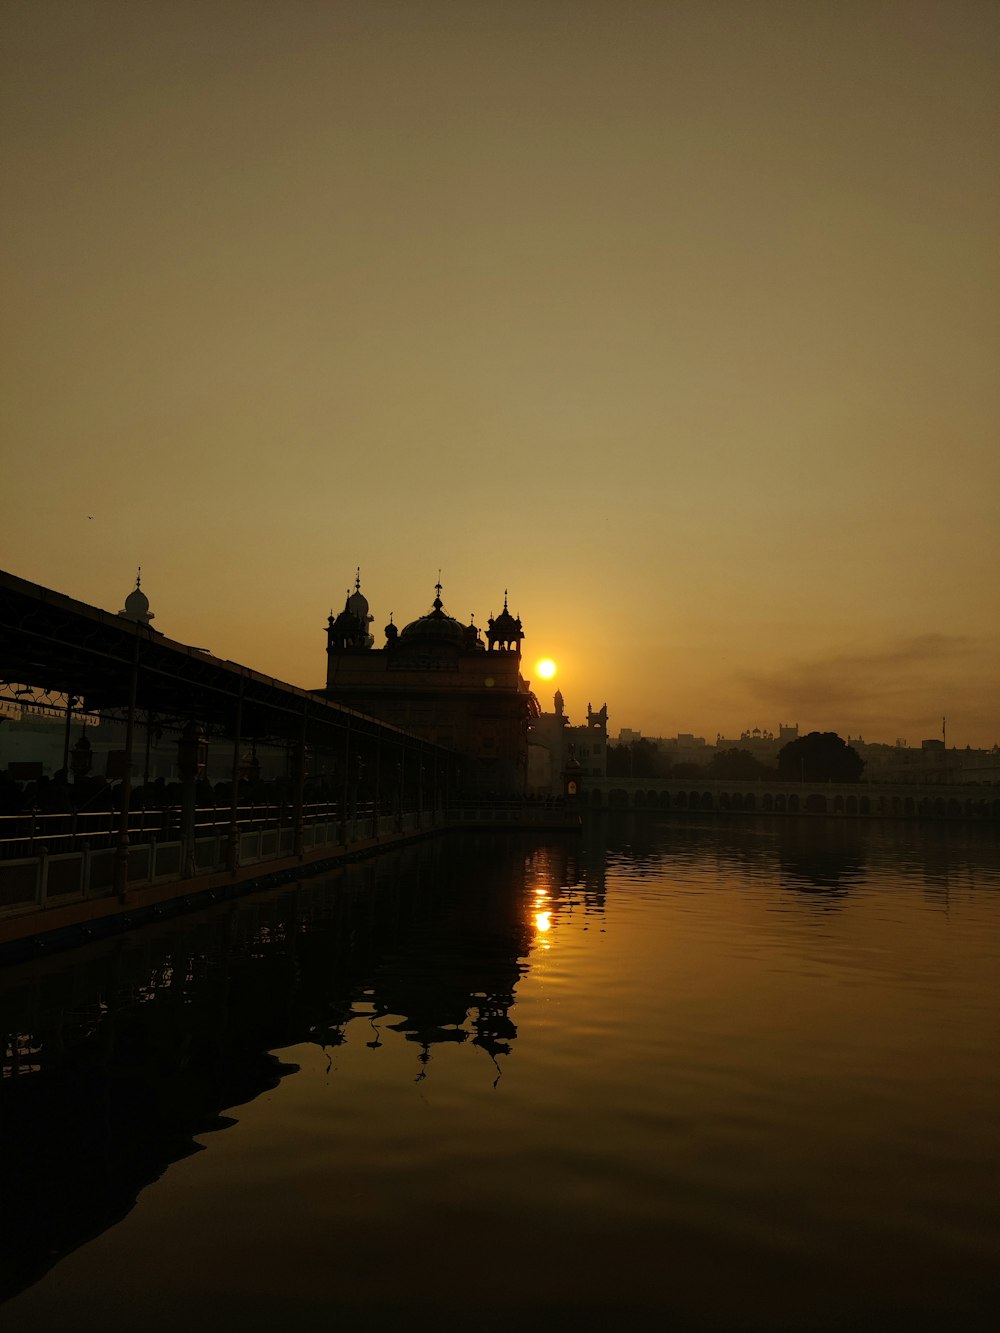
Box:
399 584 465 646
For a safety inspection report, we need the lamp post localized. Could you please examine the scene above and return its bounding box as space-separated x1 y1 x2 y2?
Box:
69 728 93 848
62 694 79 773
112 625 142 900
70 730 93 787
340 719 352 844
371 733 381 840
227 678 244 873
292 710 307 858
351 755 363 841
178 720 207 878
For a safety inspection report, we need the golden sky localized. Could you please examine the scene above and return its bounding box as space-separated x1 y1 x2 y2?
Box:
2 1 998 746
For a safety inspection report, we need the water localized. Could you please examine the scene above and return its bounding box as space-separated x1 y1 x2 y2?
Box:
1 818 998 1331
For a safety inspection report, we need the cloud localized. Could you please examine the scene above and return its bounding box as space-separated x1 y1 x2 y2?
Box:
739 632 996 736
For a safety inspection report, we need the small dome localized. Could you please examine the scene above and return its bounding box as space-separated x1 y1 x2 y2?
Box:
327 569 374 649
119 568 154 625
347 588 369 621
463 616 485 651
125 586 149 615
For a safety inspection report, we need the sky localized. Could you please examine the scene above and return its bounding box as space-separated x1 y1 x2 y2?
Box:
2 1 998 747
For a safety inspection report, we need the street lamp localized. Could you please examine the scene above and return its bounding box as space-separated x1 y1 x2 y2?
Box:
178 721 207 878
70 731 93 785
62 694 79 772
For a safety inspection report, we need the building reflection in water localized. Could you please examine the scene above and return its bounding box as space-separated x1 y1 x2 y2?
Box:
0 815 996 1316
5 814 987 1308
588 810 870 896
0 832 585 1304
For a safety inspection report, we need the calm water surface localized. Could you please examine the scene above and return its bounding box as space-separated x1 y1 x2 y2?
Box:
2 818 999 1331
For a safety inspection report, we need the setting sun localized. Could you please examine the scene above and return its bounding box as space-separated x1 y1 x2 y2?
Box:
536 659 557 680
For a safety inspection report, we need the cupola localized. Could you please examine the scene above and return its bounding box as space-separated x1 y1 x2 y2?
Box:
486 591 523 652
119 567 154 625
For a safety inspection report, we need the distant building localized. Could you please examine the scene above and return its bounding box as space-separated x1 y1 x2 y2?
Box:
319 574 538 795
849 737 1000 783
712 723 797 765
650 732 711 768
528 695 608 796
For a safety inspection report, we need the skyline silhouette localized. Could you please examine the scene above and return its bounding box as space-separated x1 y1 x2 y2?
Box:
2 2 998 746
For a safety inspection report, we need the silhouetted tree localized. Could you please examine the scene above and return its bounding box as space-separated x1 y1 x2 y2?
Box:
709 748 773 780
669 761 706 778
777 731 864 783
607 739 663 778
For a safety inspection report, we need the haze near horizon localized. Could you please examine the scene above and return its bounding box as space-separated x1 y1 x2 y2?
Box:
2 1 998 746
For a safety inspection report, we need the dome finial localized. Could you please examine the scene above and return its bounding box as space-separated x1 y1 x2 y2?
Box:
355 566 361 594
136 565 142 590
433 570 443 612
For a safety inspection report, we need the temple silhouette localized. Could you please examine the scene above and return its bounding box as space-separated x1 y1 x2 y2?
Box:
320 573 539 795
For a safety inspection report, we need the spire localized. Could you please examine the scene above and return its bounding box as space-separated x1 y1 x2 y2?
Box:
355 566 361 594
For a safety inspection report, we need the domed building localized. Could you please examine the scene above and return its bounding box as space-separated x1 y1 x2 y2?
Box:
320 575 538 795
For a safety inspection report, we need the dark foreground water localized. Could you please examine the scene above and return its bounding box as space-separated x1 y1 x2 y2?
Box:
1 818 999 1331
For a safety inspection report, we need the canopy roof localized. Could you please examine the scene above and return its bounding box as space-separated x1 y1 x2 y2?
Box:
0 568 450 757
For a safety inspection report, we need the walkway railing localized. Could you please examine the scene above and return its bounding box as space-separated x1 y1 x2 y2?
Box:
0 799 349 860
0 801 442 920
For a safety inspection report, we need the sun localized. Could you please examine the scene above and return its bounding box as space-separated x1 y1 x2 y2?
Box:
536 658 557 680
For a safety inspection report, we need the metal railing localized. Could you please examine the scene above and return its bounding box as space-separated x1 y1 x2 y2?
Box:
0 799 351 860
0 801 449 920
